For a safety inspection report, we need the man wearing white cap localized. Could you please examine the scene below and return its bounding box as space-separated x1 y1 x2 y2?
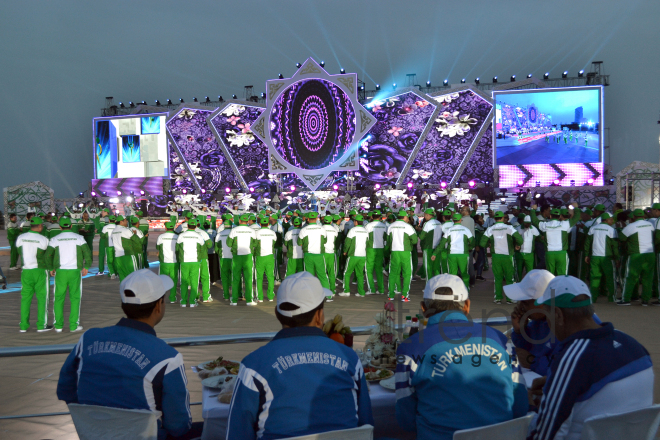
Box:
396 274 527 440
56 269 199 439
528 276 653 440
227 272 373 439
514 215 540 281
584 212 619 302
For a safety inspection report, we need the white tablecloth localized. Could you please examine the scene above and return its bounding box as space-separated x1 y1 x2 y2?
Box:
201 381 412 440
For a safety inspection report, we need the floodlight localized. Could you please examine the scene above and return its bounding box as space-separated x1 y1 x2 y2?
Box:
544 73 549 80
278 74 284 79
407 182 413 189
443 79 448 86
117 190 122 196
587 178 594 185
91 191 97 197
517 180 524 187
468 180 476 188
261 93 266 98
119 102 125 108
179 98 184 103
140 190 145 195
201 188 206 194
193 97 198 102
225 187 231 193
562 71 568 78
126 196 133 203
578 70 584 77
290 185 296 191
155 100 161 105
296 63 302 68
440 182 447 188
426 81 431 87
232 94 237 99
340 68 345 74
554 179 560 185
374 183 381 190
475 78 480 84
129 102 135 107
375 84 380 90
510 75 516 82
218 96 224 101
461 79 466 84
78 192 84 197
392 83 397 90
527 74 532 78
493 76 498 83
249 187 255 193
167 99 172 105
333 184 339 190
182 189 187 194
205 97 210 103
320 61 325 67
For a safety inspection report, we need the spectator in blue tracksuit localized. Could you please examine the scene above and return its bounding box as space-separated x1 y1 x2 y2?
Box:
396 274 528 440
227 271 373 440
506 270 601 377
57 269 199 440
527 276 654 440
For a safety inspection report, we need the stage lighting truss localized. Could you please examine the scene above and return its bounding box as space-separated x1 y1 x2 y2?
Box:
249 57 376 191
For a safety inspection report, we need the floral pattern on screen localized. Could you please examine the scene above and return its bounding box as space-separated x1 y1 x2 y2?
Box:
456 125 494 184
354 91 437 186
166 108 240 193
210 104 271 190
404 90 492 184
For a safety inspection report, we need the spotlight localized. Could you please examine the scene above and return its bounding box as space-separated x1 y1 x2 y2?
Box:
392 83 397 90
155 100 161 105
119 102 125 108
426 81 431 87
205 97 210 103
249 187 254 193
91 191 97 197
468 180 476 188
527 74 532 78
320 61 325 68
517 180 524 187
359 85 364 91
475 78 480 85
102 192 107 197
180 98 184 103
77 203 83 207
225 187 231 193
126 196 133 203
182 189 187 194
278 74 284 79
290 185 296 191
375 84 380 90
340 68 345 74
440 182 447 188
535 181 541 187
407 182 414 189
78 192 84 197
492 76 498 83
296 62 302 68
140 190 145 196
117 190 122 196
500 197 507 203
201 188 206 194
578 70 584 77
193 97 198 102
535 193 541 199
562 71 568 78
141 101 146 105
260 93 266 98
333 184 339 191
99 202 104 206
218 96 224 101
544 73 549 80
232 94 237 99
461 79 466 84
587 178 594 185
129 191 134 197
510 75 516 82
129 101 135 107
553 179 561 186
374 183 381 190
443 79 448 86
167 99 172 105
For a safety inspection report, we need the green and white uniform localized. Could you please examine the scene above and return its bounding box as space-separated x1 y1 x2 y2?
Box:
620 220 655 302
76 218 96 258
322 223 339 294
227 226 256 303
215 227 234 300
129 227 146 269
111 226 141 281
176 230 206 305
284 227 304 275
157 231 179 302
438 221 454 273
514 225 539 280
195 229 213 301
585 224 619 302
100 223 117 275
95 216 109 273
138 218 150 268
438 225 474 289
419 219 443 280
254 227 278 301
531 211 579 275
7 219 21 268
365 220 387 295
16 232 50 331
386 221 418 298
480 223 523 301
343 226 369 296
299 224 330 291
45 232 92 331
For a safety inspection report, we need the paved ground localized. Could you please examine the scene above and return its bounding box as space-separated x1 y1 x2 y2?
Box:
1 230 659 439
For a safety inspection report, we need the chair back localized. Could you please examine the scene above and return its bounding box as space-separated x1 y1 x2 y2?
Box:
453 414 534 440
68 403 160 440
284 424 373 440
581 405 660 440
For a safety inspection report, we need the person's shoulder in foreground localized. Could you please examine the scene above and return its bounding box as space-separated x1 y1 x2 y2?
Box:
56 269 194 439
227 271 373 440
395 274 528 440
527 276 654 440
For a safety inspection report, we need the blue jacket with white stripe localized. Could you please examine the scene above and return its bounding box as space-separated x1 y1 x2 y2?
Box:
395 311 528 440
528 323 653 440
56 318 192 438
226 326 373 440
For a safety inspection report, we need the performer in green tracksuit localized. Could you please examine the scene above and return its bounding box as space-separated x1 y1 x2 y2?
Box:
322 215 339 296
94 209 110 275
16 217 51 332
129 216 147 269
438 210 454 274
514 216 540 281
157 221 179 303
176 219 206 307
299 212 330 291
100 215 117 278
45 217 92 332
111 216 142 281
254 217 278 302
618 209 656 305
76 210 96 262
7 213 20 270
227 214 257 306
215 214 234 300
365 211 388 295
269 215 284 283
418 208 443 280
584 212 619 302
435 214 474 290
137 210 150 269
194 224 213 302
479 211 523 303
342 214 369 297
530 205 580 275
385 210 418 301
284 217 304 276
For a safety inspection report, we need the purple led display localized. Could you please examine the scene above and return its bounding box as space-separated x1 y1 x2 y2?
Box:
499 162 604 187
456 124 494 184
91 177 164 195
270 78 356 170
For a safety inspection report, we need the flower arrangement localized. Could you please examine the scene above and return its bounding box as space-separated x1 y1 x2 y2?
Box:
364 302 399 365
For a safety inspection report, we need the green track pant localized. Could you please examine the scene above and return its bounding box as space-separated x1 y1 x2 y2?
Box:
389 251 412 299
220 258 233 299
590 256 616 302
623 253 656 302
411 248 418 277
255 254 275 301
159 262 179 302
142 243 149 269
98 238 107 273
286 257 304 276
232 254 253 303
10 242 19 267
274 247 283 281
448 253 470 290
324 253 337 294
20 269 49 331
53 269 82 331
83 235 94 262
492 254 515 301
199 259 211 301
115 255 138 282
180 261 201 305
422 249 437 280
344 256 366 296
439 250 449 274
107 247 116 275
366 248 385 294
546 250 569 276
515 252 535 282
304 253 330 289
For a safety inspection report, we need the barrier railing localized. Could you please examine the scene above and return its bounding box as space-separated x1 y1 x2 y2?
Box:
0 317 510 420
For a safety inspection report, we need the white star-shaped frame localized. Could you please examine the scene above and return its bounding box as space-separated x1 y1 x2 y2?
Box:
250 57 376 191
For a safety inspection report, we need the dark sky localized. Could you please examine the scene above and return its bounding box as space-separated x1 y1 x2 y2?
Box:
1 0 658 196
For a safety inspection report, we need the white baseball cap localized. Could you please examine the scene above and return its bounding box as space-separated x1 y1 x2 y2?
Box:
503 269 554 301
535 275 592 308
120 269 174 305
523 215 531 223
277 272 331 317
423 274 469 302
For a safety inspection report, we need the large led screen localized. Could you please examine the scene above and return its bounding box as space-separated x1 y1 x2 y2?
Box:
493 86 603 166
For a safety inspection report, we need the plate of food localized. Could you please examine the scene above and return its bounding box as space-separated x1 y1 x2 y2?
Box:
202 374 237 390
379 375 396 391
364 368 394 382
197 357 241 379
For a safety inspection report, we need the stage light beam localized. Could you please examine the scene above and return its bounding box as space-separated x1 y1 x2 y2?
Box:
375 84 380 90
320 61 325 67
578 70 585 77
443 79 448 86
340 68 345 74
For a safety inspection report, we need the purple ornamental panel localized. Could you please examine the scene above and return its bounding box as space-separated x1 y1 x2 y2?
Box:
456 125 494 184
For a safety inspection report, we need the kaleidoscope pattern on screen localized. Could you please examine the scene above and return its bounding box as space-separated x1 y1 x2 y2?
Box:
270 78 356 170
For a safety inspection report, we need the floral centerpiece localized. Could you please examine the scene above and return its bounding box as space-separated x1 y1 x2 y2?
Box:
364 302 399 367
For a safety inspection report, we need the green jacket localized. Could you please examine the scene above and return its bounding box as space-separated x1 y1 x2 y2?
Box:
44 234 93 271
76 219 96 238
7 221 20 244
479 222 523 256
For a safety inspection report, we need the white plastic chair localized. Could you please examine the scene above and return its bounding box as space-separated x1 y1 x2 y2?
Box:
453 414 534 440
284 424 373 440
580 405 660 440
68 403 161 440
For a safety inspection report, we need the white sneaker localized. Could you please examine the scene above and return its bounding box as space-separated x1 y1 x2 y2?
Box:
19 329 27 333
110 274 117 280
9 267 18 271
202 297 214 303
181 304 187 308
326 297 333 302
170 301 176 304
71 326 83 332
230 302 237 306
355 294 364 298
246 301 257 306
275 280 281 286
351 281 357 285
258 300 263 303
189 304 198 308
55 328 63 333
268 299 274 302
365 291 375 296
382 270 389 277
338 292 350 297
376 291 383 295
